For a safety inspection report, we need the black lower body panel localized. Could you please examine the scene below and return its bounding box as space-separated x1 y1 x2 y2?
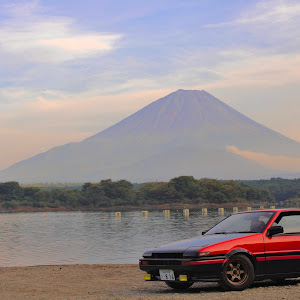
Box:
140 262 222 282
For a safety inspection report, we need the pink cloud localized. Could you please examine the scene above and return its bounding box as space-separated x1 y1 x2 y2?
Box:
227 145 300 172
39 34 122 54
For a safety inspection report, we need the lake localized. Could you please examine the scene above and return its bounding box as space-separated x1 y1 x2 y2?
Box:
0 209 234 267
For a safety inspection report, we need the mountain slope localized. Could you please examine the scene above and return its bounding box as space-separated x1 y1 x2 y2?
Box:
1 89 299 183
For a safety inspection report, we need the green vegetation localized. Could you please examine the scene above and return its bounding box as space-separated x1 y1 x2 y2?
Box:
21 183 83 191
237 178 300 202
0 176 274 210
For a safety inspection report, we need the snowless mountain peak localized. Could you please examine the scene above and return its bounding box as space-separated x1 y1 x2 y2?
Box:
1 89 299 183
88 88 259 139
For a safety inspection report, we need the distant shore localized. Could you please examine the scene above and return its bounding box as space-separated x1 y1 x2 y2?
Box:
0 202 276 213
0 264 299 299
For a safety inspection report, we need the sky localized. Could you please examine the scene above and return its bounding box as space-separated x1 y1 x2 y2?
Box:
0 0 300 170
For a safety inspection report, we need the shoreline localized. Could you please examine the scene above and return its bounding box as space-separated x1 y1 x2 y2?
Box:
1 202 278 213
0 264 299 299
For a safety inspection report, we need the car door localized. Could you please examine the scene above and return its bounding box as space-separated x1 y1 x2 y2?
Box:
264 211 300 275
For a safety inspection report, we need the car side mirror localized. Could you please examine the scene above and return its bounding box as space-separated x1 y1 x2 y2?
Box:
202 230 208 235
267 225 284 237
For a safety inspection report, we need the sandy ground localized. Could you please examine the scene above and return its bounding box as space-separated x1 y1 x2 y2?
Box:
0 264 299 300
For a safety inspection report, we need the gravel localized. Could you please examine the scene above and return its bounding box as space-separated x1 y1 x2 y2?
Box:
0 264 299 300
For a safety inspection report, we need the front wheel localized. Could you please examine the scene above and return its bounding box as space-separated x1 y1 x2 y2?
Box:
165 281 193 290
219 254 254 291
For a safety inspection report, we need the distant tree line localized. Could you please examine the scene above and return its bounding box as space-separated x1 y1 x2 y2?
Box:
0 176 275 210
237 178 300 202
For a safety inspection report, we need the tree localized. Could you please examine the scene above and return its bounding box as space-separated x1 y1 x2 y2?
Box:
0 181 23 201
168 176 202 200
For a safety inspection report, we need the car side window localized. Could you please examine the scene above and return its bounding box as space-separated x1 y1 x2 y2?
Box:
276 214 300 234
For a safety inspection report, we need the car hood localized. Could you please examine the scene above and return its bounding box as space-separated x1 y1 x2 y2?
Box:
143 233 253 257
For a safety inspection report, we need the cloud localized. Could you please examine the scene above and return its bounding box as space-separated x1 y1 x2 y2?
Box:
2 0 42 17
205 0 300 28
39 35 120 53
0 87 36 103
198 51 300 89
227 146 300 172
0 3 122 63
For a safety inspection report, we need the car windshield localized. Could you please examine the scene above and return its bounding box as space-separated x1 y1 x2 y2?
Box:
205 211 275 234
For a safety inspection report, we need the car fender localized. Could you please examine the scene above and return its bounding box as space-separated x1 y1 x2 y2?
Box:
223 248 257 269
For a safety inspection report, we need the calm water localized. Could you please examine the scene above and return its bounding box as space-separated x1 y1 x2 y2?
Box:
0 210 233 267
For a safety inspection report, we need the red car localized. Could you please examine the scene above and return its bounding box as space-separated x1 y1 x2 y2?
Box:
139 209 300 291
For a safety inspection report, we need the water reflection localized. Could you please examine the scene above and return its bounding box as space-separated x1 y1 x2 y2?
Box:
0 210 231 267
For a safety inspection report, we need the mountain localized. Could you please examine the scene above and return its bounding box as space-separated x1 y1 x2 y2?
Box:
1 89 300 183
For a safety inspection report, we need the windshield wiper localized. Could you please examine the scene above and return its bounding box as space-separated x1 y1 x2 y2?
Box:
210 231 258 234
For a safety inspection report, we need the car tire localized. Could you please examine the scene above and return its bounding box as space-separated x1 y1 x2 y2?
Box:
165 281 194 290
219 254 255 291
